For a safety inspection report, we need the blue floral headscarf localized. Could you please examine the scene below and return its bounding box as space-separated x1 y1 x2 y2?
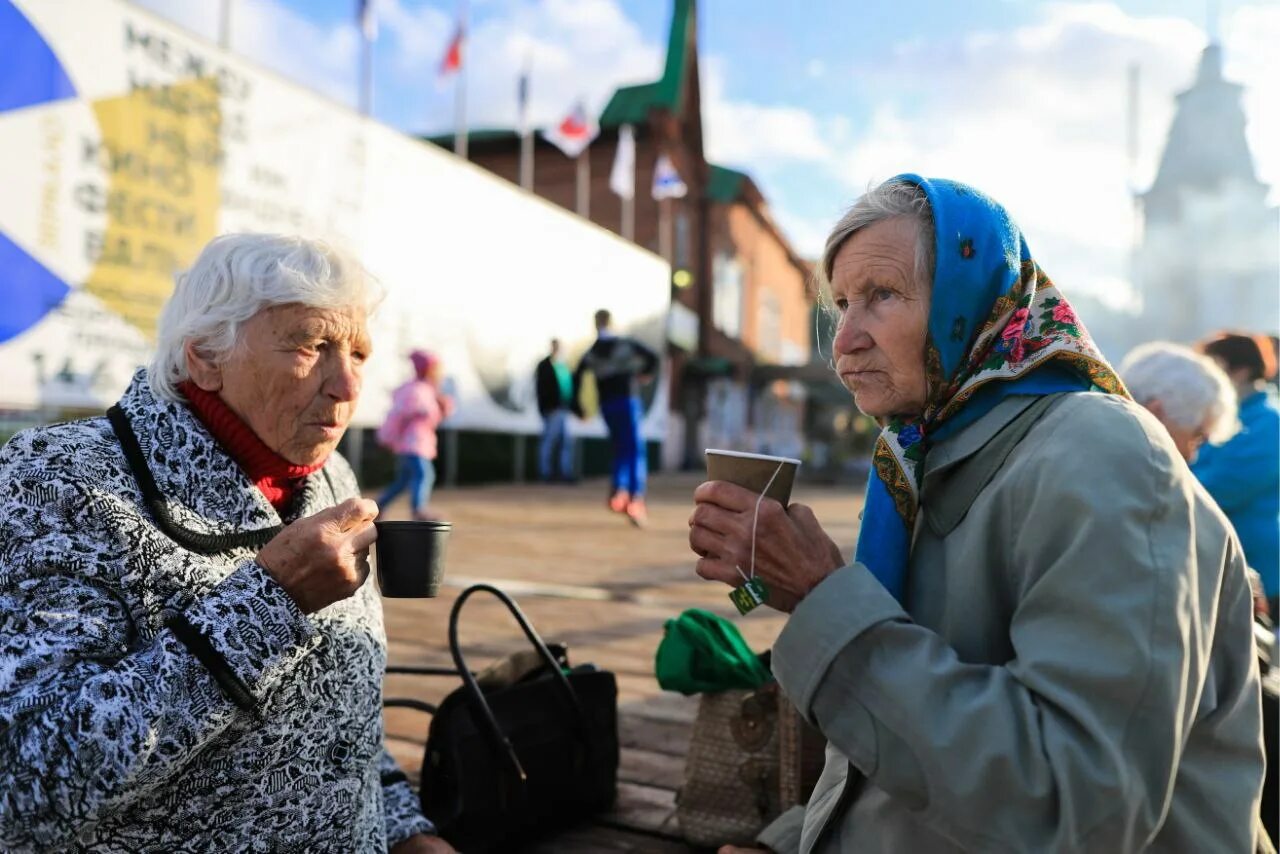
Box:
853 175 1128 603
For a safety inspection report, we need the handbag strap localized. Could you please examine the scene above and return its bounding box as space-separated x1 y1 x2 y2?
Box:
448 583 594 781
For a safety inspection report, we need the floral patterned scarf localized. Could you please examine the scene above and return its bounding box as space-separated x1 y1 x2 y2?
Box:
854 175 1128 603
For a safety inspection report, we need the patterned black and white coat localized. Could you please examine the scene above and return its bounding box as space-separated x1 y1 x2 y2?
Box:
0 370 433 852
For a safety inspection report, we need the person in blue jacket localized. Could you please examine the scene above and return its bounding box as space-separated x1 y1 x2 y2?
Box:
1194 331 1280 613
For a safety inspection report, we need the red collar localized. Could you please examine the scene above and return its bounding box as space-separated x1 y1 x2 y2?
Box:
179 381 325 510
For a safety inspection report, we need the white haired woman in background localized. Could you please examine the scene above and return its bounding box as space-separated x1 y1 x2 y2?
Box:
0 234 453 853
1120 340 1238 462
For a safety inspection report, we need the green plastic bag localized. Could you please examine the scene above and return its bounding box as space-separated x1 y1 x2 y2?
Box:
654 608 773 695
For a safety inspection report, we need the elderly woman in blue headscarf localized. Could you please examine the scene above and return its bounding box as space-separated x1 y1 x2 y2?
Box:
689 176 1266 853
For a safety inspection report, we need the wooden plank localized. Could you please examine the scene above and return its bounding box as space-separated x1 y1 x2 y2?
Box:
598 781 682 838
384 735 423 786
620 691 699 724
520 823 701 853
619 714 692 757
619 746 685 790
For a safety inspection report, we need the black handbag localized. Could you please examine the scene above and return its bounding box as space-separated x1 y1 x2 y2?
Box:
390 584 619 853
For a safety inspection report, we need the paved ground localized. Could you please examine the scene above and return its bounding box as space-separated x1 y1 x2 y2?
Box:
374 471 863 851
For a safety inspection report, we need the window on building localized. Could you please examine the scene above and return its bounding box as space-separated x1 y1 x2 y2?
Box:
758 291 781 361
712 252 744 338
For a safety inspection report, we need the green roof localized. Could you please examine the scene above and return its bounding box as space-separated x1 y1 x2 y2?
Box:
599 0 692 128
705 164 748 203
421 128 520 148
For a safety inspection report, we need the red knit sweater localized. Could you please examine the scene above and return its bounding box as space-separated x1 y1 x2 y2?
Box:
179 382 325 511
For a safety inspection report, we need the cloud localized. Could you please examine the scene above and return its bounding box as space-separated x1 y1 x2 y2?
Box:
701 56 835 166
1223 3 1280 197
393 0 663 132
134 0 361 107
826 2 1278 307
233 0 361 105
133 0 663 133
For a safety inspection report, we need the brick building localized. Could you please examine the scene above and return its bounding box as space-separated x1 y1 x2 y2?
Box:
427 0 813 468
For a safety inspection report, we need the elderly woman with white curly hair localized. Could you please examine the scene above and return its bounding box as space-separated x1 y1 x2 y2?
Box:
690 176 1266 853
0 234 454 853
1119 340 1238 463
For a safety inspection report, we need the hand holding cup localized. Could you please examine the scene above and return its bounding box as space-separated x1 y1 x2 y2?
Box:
690 451 843 613
257 498 379 614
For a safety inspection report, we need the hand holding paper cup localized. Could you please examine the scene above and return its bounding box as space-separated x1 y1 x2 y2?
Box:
703 449 801 614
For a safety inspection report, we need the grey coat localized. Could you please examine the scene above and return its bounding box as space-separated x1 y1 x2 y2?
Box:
0 371 432 852
759 392 1265 853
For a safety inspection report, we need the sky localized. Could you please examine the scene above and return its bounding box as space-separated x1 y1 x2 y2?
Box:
133 0 1279 310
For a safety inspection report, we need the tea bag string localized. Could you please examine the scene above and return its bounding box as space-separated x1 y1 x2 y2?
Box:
736 460 785 584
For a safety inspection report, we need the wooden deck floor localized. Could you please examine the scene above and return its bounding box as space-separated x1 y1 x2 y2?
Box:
375 472 862 852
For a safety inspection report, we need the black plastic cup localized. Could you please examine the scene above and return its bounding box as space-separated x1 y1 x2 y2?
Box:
373 520 451 598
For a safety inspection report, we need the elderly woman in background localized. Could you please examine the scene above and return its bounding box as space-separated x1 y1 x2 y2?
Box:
0 234 452 853
690 176 1265 853
1119 340 1237 462
376 349 455 520
1194 332 1280 614
1122 341 1274 623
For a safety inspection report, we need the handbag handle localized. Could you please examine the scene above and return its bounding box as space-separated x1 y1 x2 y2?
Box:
448 584 593 782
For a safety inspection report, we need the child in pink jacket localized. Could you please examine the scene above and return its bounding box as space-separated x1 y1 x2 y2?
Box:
376 350 455 519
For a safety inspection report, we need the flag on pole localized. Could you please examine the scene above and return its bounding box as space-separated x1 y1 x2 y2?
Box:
439 23 464 77
609 124 636 199
358 0 378 41
542 101 598 158
652 153 687 199
516 67 531 137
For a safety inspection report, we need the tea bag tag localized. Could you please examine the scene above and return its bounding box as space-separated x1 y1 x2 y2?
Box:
727 459 785 616
729 576 769 615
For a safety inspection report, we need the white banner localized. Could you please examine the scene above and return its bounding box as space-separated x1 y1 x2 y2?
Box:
0 0 670 439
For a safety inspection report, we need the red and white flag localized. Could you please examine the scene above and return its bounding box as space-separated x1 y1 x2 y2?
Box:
541 101 598 158
439 23 464 77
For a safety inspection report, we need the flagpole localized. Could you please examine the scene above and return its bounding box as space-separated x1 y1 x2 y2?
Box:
658 198 672 261
218 0 233 49
518 58 533 191
453 0 469 159
360 37 373 116
622 184 635 240
358 0 375 116
520 132 534 191
576 151 590 218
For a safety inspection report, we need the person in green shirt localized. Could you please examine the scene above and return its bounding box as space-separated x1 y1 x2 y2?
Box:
535 338 576 483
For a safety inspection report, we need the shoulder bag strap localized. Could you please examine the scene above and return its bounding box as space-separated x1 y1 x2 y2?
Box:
107 404 283 555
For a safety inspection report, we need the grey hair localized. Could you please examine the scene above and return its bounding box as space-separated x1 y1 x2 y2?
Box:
816 179 935 307
148 233 383 402
1119 341 1239 444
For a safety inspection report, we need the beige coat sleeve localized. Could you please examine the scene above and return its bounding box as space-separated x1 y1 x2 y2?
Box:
771 402 1259 851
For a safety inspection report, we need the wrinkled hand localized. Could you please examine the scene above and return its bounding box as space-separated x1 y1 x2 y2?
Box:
256 498 378 614
689 481 844 613
390 834 456 853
